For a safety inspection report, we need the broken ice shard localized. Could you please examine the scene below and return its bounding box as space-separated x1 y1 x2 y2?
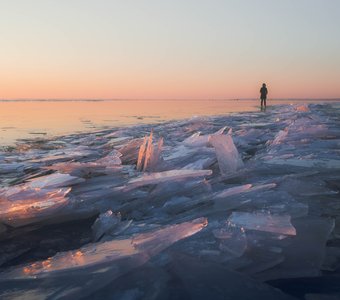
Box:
213 184 252 199
183 126 227 148
256 217 335 281
123 169 212 189
0 187 71 227
0 218 207 300
143 131 154 171
136 136 148 171
209 133 244 176
95 150 122 166
26 173 85 189
213 222 247 257
163 196 210 215
118 137 145 164
91 210 121 242
184 156 215 170
0 162 25 174
270 129 289 145
228 212 296 236
265 158 340 169
136 131 163 172
148 137 163 171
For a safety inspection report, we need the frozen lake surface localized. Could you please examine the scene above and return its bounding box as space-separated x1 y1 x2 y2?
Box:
0 103 340 299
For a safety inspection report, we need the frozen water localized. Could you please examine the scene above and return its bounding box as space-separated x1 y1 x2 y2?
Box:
95 150 122 166
182 156 216 170
118 138 145 164
148 137 163 171
91 210 121 241
0 163 25 174
265 158 340 169
0 187 71 227
26 173 85 189
142 131 154 171
321 247 340 271
228 212 296 235
169 254 297 300
213 222 247 257
136 131 164 172
213 184 252 198
0 218 207 299
270 129 289 145
163 195 210 215
256 217 335 281
183 132 209 147
123 169 212 189
136 135 148 171
0 103 339 298
209 133 244 176
183 126 227 147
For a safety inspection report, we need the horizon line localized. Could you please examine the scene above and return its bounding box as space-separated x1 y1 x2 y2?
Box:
1 97 340 102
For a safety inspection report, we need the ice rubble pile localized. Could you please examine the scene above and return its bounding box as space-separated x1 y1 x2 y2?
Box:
0 103 340 299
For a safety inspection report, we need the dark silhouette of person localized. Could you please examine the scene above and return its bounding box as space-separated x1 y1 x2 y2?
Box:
260 83 268 110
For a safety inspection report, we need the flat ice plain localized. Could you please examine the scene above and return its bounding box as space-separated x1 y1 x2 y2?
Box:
0 103 340 299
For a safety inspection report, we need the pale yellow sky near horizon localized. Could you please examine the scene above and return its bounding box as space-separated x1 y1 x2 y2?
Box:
1 0 339 99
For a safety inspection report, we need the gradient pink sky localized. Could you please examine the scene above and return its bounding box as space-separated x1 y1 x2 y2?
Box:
1 0 339 99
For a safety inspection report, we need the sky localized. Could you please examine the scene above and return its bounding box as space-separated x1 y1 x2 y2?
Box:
0 0 339 99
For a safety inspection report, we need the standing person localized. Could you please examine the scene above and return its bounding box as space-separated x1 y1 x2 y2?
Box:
260 83 268 110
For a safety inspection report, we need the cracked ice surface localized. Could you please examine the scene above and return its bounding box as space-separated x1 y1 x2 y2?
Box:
0 103 340 299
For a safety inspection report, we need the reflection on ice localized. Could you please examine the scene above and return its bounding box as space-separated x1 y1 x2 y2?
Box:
136 131 163 172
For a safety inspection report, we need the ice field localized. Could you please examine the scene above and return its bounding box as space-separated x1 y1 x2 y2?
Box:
0 103 340 299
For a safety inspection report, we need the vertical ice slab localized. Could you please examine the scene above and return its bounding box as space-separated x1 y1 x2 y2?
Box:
209 133 243 176
143 131 154 171
136 131 163 172
136 136 148 171
183 126 227 147
148 137 163 171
